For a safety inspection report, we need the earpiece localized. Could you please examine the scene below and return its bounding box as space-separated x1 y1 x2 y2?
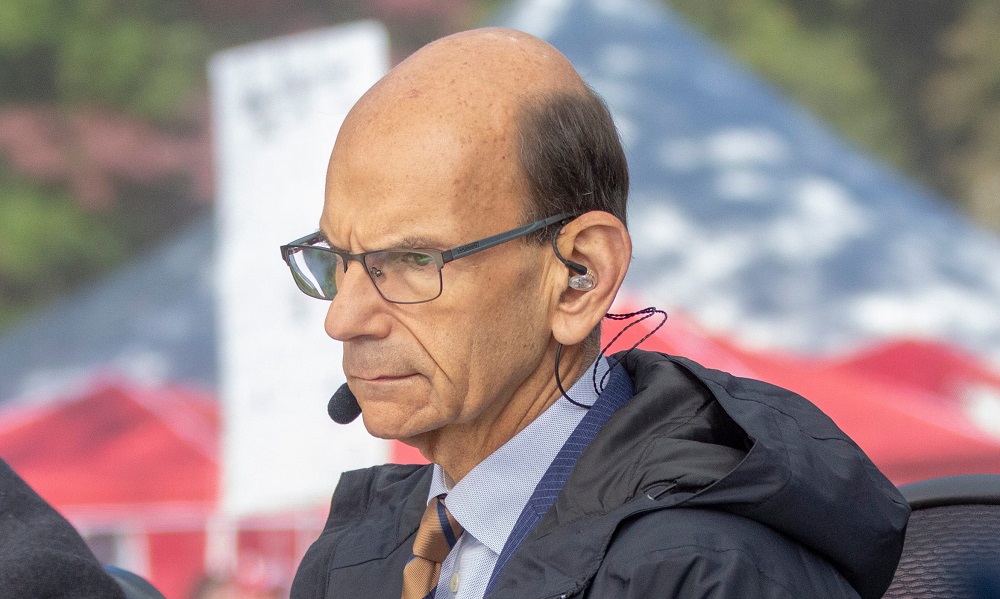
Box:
568 272 596 291
551 220 595 292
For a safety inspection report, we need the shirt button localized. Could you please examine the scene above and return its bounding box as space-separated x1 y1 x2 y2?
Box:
450 572 460 593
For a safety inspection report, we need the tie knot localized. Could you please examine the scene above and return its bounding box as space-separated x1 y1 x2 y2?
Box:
412 494 464 563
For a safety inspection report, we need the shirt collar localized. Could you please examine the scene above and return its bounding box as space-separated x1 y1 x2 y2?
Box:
427 357 609 554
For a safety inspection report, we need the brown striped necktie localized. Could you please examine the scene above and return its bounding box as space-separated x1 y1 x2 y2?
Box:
401 494 464 599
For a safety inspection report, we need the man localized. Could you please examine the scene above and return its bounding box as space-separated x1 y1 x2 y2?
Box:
284 28 909 599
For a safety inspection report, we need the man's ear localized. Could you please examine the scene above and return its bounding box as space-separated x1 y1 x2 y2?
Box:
549 211 631 346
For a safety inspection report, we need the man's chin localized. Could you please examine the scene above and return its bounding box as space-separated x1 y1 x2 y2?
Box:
358 407 438 444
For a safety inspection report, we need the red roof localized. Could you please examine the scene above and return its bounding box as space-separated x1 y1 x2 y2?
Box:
0 379 218 512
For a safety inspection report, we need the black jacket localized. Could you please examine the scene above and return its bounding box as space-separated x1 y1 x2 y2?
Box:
0 459 126 599
292 351 909 598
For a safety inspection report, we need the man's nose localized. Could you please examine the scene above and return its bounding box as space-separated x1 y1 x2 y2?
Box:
324 259 390 341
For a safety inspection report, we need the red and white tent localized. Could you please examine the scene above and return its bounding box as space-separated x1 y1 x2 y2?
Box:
0 379 317 599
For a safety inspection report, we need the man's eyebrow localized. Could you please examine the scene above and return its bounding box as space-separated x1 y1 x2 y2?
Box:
315 230 352 253
319 232 453 253
313 230 339 250
395 235 450 250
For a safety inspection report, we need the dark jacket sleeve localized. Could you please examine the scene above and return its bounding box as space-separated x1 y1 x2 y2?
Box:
0 459 126 599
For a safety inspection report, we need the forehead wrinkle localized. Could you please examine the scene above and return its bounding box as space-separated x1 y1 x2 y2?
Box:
319 212 469 253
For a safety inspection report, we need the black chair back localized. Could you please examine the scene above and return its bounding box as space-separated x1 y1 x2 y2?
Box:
104 565 168 599
883 474 1000 599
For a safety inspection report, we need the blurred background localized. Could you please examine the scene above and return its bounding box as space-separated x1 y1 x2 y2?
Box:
2 0 999 597
2 0 999 333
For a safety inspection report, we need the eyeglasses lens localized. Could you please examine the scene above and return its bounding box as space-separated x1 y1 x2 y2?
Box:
364 250 441 303
288 247 341 299
288 247 441 303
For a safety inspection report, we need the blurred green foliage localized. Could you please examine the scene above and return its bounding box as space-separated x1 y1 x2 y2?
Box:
58 19 208 121
0 0 207 121
0 170 124 327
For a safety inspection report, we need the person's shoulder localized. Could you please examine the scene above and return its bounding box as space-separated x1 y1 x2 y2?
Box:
292 463 433 599
594 507 863 599
327 463 432 528
0 459 127 599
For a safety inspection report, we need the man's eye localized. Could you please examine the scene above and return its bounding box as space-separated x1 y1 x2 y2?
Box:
406 253 433 266
393 252 433 267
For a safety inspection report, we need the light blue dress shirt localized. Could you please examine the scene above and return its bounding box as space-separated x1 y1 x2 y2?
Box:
426 357 609 599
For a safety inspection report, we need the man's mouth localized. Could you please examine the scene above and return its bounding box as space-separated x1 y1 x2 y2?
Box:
351 373 417 383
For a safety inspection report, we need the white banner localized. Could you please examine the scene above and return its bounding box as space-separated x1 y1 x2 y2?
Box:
210 21 390 516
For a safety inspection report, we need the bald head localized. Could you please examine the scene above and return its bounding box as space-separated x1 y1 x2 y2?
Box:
324 28 606 245
322 27 627 254
341 28 586 145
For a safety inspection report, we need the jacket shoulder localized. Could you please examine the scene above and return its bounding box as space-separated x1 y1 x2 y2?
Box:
0 459 127 599
613 350 908 599
290 464 432 599
323 463 430 530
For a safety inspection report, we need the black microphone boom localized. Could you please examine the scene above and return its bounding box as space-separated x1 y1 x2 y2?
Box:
328 383 362 424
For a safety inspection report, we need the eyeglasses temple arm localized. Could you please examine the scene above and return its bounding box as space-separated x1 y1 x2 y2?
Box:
442 212 573 263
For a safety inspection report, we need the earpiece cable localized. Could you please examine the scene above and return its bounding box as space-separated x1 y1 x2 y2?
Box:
554 307 669 409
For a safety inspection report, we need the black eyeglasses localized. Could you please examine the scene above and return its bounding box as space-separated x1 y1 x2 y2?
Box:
280 212 573 304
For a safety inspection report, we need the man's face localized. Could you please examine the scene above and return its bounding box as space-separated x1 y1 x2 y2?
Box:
319 114 555 449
